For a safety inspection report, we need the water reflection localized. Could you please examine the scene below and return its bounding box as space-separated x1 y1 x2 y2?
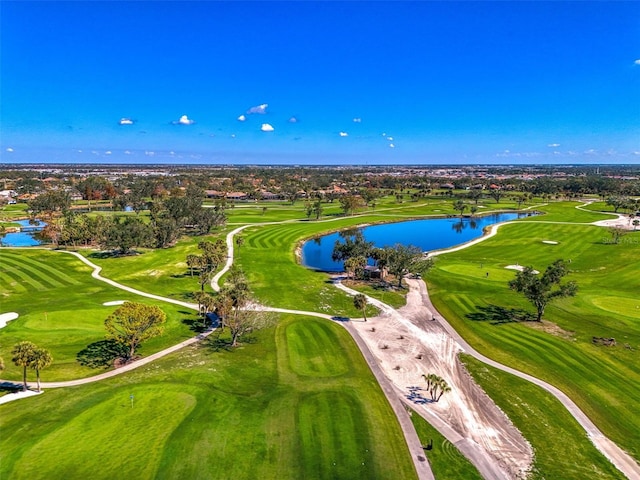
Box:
302 212 527 272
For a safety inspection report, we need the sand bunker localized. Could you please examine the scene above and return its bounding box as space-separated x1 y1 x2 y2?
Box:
103 301 126 306
0 312 19 329
542 240 558 245
505 265 539 274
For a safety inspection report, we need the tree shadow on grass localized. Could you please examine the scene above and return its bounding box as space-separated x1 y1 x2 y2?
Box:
77 340 129 369
203 331 233 352
88 250 141 259
170 272 191 279
203 328 258 352
0 382 23 393
466 304 535 325
182 315 210 333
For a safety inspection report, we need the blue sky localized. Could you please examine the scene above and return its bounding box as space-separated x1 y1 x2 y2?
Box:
1 1 639 165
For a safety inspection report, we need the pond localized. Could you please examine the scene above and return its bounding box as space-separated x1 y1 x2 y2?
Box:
301 212 531 272
0 219 45 247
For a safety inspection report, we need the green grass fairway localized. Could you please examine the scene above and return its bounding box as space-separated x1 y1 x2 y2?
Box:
0 316 417 480
427 221 640 461
78 231 229 300
0 249 196 380
524 201 613 223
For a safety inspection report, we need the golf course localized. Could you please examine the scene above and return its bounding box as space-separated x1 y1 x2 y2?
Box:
1 196 639 479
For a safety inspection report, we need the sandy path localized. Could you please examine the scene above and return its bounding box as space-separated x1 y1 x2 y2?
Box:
335 280 532 480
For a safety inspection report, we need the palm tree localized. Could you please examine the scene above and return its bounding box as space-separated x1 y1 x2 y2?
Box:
12 341 36 391
422 373 438 392
435 379 451 402
29 347 53 392
353 293 368 321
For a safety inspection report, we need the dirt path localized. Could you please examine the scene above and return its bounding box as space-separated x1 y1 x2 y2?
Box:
335 280 532 480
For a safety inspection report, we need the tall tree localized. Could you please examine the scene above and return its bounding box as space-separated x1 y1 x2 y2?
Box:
452 199 467 217
386 244 434 288
353 293 368 321
103 216 153 254
509 259 578 322
339 195 362 216
104 302 166 362
490 190 504 204
11 341 37 390
215 268 272 346
332 229 373 263
607 226 628 244
29 347 53 392
606 196 629 213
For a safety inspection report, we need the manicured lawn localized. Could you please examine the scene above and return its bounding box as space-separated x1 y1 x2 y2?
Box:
427 221 640 461
409 410 482 480
0 316 417 480
78 230 230 300
0 203 29 221
461 355 625 479
0 249 196 381
343 280 408 309
524 201 614 223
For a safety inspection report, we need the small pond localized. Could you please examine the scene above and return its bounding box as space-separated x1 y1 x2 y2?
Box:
0 219 45 247
302 212 531 272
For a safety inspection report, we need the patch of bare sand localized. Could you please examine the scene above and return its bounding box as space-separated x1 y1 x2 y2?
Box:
524 320 574 340
346 282 533 479
593 214 637 230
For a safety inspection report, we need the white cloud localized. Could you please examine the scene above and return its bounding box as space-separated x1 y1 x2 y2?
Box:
339 132 349 137
124 150 132 155
288 116 298 123
547 143 560 148
105 151 112 155
247 103 268 114
353 117 362 123
635 59 640 65
389 143 395 148
261 123 274 132
237 115 246 122
584 149 597 155
5 147 14 153
173 115 195 125
118 118 134 125
145 150 155 156
386 136 394 141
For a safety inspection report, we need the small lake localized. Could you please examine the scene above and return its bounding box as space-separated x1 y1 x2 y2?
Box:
302 212 530 272
0 219 45 247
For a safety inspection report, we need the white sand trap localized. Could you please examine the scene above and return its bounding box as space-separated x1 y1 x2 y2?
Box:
103 301 126 306
0 389 43 405
542 240 559 245
0 312 19 329
505 265 539 274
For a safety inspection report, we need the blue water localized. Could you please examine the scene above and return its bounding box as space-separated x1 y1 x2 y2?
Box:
302 212 529 271
1 219 45 247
